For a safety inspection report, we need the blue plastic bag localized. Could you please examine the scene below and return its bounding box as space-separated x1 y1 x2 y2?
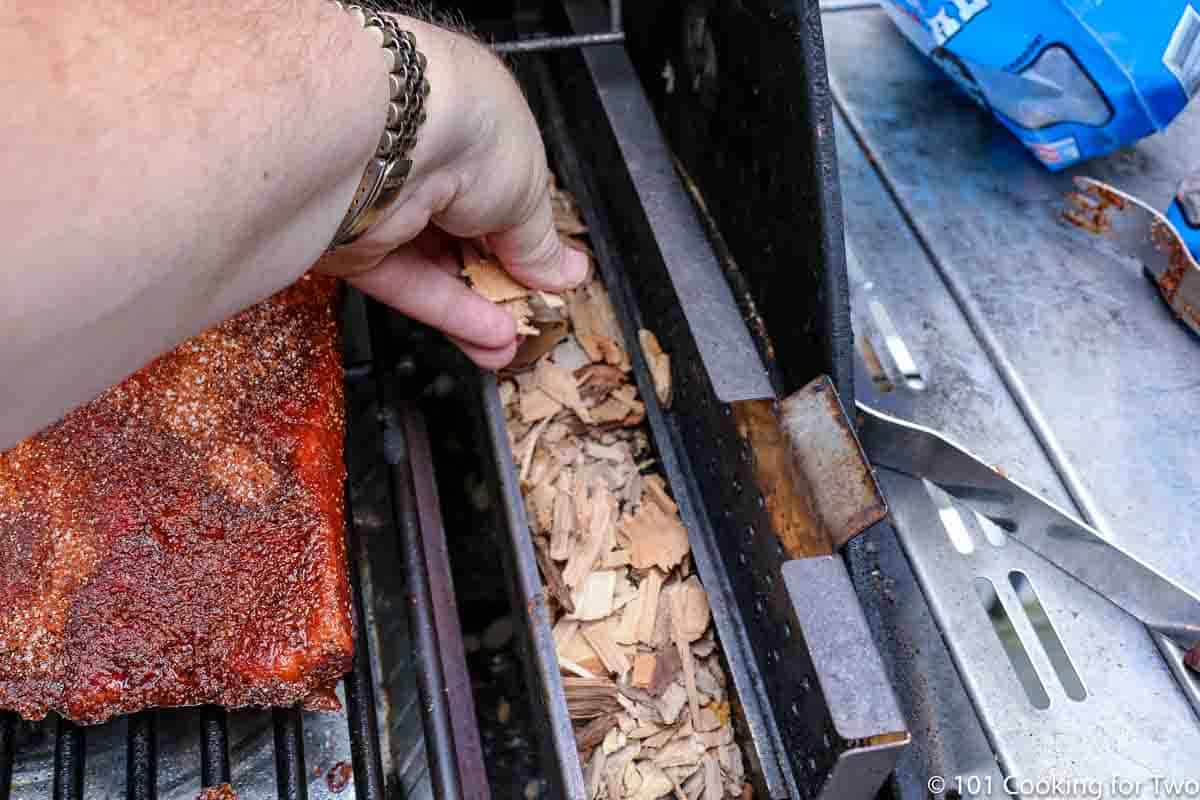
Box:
882 0 1200 169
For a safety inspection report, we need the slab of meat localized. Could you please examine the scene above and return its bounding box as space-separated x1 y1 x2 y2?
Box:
0 274 352 724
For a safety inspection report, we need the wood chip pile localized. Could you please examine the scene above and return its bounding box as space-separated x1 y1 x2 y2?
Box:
463 179 750 799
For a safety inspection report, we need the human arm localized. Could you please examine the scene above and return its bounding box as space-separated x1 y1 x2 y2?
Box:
0 1 584 448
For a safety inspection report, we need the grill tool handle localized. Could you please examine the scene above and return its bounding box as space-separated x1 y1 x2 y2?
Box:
856 402 1200 716
1168 170 1200 261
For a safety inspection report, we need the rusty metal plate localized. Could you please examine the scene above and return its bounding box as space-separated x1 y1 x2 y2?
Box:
781 376 887 549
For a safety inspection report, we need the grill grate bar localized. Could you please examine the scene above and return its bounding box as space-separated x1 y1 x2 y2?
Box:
199 706 230 788
52 718 83 800
126 710 157 800
343 487 386 800
0 712 13 800
272 708 308 800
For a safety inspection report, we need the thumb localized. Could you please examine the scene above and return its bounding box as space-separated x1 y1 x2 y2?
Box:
487 192 589 291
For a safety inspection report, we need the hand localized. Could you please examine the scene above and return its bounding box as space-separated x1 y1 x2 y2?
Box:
317 18 589 369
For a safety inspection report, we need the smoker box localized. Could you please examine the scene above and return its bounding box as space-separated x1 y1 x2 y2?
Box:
0 2 876 799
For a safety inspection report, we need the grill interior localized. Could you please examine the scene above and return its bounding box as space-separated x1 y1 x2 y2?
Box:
0 1 854 797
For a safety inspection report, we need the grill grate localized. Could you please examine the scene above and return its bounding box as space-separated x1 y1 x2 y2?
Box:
126 712 156 800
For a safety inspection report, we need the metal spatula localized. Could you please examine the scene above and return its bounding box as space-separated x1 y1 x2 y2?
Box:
856 403 1200 656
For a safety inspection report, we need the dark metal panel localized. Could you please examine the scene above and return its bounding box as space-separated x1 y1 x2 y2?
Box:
621 0 854 404
559 1 776 405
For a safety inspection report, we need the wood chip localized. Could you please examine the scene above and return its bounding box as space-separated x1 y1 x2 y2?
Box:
498 379 517 407
563 677 622 720
624 760 644 796
676 637 702 732
560 656 600 680
574 570 618 621
577 714 619 756
560 632 603 677
602 547 632 569
563 485 616 587
670 577 711 643
615 582 644 645
629 721 663 740
650 582 675 649
613 573 638 611
554 618 581 653
657 682 688 725
654 737 706 770
691 635 717 658
638 329 673 408
642 724 679 750
692 662 723 704
702 753 722 800
462 243 530 302
507 297 539 336
606 743 642 800
625 505 690 573
603 725 627 755
581 620 631 678
511 318 570 370
519 385 562 423
536 539 575 615
693 705 722 734
695 723 734 750
682 769 705 800
575 363 627 396
526 470 555 525
643 475 678 515
633 762 675 800
631 653 656 689
535 360 588 419
636 569 666 644
721 743 745 794
586 745 607 800
647 647 683 697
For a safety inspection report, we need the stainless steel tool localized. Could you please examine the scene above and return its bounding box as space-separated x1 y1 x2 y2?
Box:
857 403 1200 666
1065 175 1200 337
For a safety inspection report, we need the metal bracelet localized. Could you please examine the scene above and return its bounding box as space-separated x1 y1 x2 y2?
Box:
329 3 430 250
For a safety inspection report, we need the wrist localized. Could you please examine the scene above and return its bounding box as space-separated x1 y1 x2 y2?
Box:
390 18 493 183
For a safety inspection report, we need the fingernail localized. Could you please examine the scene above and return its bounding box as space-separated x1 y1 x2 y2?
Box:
562 247 589 287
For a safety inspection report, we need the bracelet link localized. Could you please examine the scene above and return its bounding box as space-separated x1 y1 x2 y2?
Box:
329 5 429 250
